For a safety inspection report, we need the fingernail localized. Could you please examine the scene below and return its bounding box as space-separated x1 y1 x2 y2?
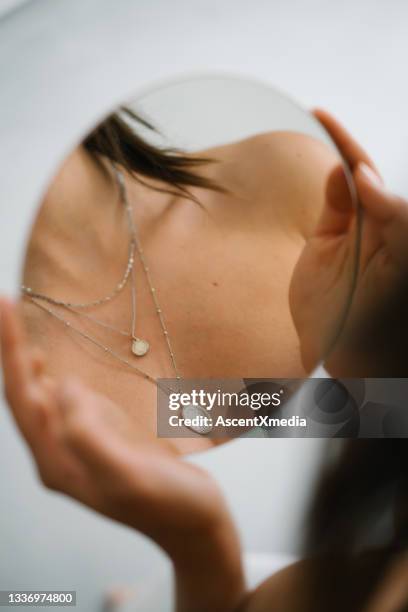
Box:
358 162 383 187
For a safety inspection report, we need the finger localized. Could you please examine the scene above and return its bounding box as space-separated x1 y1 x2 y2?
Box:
355 163 406 223
0 298 53 453
57 379 145 477
30 347 46 378
315 165 354 236
313 108 382 179
0 297 35 413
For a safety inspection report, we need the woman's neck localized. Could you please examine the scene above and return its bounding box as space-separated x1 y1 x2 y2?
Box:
22 146 130 302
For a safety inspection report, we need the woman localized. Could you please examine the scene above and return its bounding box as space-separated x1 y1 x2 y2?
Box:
20 106 342 454
1 111 408 611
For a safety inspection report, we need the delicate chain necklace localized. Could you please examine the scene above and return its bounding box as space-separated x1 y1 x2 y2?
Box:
39 263 150 357
21 165 150 356
22 164 212 435
28 293 213 435
21 188 136 310
29 295 213 435
22 164 178 372
28 296 174 394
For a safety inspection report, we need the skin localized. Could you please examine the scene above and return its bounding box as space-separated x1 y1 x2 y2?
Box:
1 111 408 611
20 128 340 455
290 110 408 376
237 554 408 612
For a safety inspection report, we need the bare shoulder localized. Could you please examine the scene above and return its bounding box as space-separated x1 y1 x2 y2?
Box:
201 131 341 238
240 559 311 612
234 130 339 188
242 552 408 612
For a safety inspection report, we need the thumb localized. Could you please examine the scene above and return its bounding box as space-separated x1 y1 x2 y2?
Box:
356 163 408 269
354 163 406 223
56 378 143 478
57 377 86 415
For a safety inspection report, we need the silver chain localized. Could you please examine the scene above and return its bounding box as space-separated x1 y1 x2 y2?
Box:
20 161 147 348
24 163 182 390
127 196 182 381
48 302 131 336
29 297 176 397
21 167 136 309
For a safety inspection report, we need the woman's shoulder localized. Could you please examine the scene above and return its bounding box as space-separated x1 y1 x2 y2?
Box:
242 553 408 612
201 131 341 238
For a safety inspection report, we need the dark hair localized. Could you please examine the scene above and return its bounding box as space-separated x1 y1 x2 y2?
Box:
304 440 408 612
83 107 226 204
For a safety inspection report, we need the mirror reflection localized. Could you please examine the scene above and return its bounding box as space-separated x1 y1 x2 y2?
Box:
19 76 356 454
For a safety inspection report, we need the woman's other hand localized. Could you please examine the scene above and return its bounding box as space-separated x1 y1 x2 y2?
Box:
289 109 408 376
0 298 244 612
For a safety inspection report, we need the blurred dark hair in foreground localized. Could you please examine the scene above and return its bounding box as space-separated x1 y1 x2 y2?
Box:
304 440 408 611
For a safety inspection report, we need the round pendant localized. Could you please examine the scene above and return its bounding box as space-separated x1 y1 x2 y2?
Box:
182 404 213 435
131 338 149 357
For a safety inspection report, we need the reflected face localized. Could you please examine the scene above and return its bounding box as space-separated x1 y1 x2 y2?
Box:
19 76 355 455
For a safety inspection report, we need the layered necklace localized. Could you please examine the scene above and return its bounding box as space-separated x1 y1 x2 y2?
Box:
22 168 151 358
21 165 213 435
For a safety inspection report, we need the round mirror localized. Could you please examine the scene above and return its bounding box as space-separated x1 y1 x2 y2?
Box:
19 74 357 454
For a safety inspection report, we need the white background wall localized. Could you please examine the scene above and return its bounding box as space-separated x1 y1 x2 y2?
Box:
0 1 407 611
2 0 407 194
